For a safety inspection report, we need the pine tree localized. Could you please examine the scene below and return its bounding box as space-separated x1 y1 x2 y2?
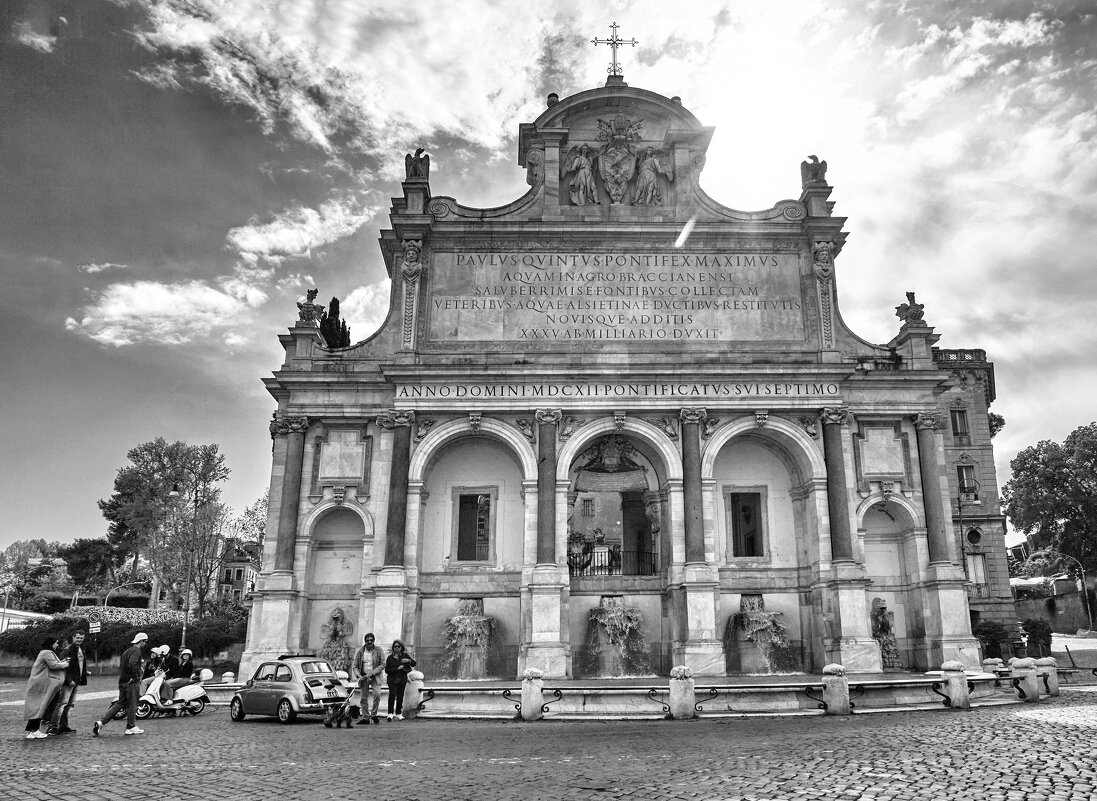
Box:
319 296 351 348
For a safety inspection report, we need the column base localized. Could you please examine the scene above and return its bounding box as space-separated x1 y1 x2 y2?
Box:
672 640 726 677
520 643 568 679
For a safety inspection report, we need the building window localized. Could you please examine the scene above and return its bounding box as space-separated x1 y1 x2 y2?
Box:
233 589 241 600
454 489 494 562
224 569 232 583
727 492 764 557
950 409 970 445
234 568 243 581
581 498 595 516
957 464 978 495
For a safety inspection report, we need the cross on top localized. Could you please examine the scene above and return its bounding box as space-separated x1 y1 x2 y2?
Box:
591 21 638 76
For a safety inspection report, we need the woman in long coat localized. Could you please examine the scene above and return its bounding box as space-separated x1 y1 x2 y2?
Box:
23 636 69 738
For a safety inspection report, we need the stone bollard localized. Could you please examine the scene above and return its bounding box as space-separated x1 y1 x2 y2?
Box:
402 670 425 718
940 660 970 710
822 664 851 715
1008 657 1040 702
668 665 696 720
520 668 544 721
221 671 235 684
1034 657 1059 697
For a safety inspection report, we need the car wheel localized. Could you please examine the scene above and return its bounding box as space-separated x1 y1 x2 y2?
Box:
229 697 246 722
135 701 153 720
185 697 206 716
276 699 296 724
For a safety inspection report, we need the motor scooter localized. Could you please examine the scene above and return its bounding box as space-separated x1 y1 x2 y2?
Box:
135 669 212 719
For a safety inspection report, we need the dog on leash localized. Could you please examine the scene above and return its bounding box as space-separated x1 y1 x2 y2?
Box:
323 701 360 728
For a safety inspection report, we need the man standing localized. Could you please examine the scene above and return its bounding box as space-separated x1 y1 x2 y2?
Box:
55 630 88 734
352 633 384 725
93 631 148 736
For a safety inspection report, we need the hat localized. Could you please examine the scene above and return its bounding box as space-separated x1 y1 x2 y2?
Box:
131 632 148 644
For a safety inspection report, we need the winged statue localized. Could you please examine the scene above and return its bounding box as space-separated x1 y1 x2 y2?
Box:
560 144 599 205
405 148 430 179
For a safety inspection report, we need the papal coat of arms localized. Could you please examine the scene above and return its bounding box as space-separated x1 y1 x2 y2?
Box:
595 114 644 204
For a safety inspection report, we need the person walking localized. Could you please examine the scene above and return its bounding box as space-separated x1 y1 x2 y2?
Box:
383 640 416 721
352 633 385 725
93 631 148 736
23 636 69 739
56 630 88 734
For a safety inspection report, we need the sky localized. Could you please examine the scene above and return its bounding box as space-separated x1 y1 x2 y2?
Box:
1 0 1095 551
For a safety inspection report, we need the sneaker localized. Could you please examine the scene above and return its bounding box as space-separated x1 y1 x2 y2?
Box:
92 721 102 737
46 728 60 736
386 714 393 721
25 732 40 739
124 727 144 735
395 714 404 720
372 716 380 724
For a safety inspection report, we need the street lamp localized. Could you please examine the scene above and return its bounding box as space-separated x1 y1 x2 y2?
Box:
168 468 201 648
1055 552 1094 633
957 478 982 583
104 581 148 607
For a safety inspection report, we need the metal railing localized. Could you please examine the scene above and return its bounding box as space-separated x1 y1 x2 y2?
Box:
568 548 658 577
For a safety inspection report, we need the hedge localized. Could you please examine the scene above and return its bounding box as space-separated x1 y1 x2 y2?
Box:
0 615 245 662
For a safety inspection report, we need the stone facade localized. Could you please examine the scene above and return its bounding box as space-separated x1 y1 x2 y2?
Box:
240 76 1008 679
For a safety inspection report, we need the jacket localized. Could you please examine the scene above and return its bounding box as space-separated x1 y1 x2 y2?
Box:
353 645 385 682
384 652 417 682
119 644 145 686
170 657 194 680
24 649 68 721
162 653 180 678
64 642 88 686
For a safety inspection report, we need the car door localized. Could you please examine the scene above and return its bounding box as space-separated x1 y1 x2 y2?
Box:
248 663 278 714
271 663 295 710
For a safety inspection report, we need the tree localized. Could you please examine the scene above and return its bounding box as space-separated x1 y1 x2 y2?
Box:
989 412 1005 439
1002 422 1097 573
235 489 269 566
58 538 123 591
319 296 351 348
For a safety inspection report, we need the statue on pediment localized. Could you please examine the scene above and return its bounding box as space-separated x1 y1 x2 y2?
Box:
297 288 322 323
405 148 430 180
800 154 827 188
561 145 599 206
632 148 674 206
895 291 929 327
596 114 643 204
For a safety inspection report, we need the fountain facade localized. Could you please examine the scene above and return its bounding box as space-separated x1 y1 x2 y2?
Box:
578 595 652 677
440 598 496 679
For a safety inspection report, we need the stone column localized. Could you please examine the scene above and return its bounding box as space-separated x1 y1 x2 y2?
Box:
913 412 951 563
270 415 310 572
820 407 853 561
680 408 706 564
378 410 415 566
535 409 561 565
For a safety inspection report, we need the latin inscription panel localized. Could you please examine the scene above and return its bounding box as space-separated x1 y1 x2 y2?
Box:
427 251 805 343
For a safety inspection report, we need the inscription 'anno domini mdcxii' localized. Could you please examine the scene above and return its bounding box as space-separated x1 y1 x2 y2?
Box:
428 251 805 343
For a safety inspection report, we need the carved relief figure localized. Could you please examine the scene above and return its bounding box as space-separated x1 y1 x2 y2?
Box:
800 154 827 187
297 288 322 323
596 114 643 204
405 148 430 179
561 145 599 206
318 607 354 672
632 148 673 206
811 240 834 280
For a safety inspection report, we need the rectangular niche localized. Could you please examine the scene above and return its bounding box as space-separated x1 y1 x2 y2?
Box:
852 421 912 494
309 425 372 502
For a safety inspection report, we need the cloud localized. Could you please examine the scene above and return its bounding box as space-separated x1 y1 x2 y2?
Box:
225 194 378 265
340 280 393 342
64 280 247 346
77 262 130 274
12 21 57 53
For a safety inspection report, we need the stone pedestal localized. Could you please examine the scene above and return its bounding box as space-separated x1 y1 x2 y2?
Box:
823 563 883 673
822 664 850 716
525 565 567 678
673 564 725 676
940 660 970 710
919 564 982 669
668 678 696 720
520 675 544 721
239 571 300 678
1009 657 1040 703
402 670 424 719
1034 657 1059 697
374 566 410 648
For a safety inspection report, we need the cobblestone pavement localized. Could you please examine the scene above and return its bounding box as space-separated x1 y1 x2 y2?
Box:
3 679 1097 801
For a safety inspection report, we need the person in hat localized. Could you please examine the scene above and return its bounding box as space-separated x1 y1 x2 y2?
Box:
93 632 149 736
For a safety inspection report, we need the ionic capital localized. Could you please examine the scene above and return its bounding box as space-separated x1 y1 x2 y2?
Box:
534 408 563 426
679 407 708 426
377 409 416 429
820 407 850 426
269 415 309 438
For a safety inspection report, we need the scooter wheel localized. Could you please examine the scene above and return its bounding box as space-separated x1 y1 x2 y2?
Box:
185 697 206 716
135 701 153 720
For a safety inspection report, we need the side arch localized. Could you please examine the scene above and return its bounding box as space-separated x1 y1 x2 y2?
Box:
408 417 537 482
855 494 920 529
701 417 825 480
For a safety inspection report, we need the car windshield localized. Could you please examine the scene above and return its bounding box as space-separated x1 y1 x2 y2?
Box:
300 661 334 675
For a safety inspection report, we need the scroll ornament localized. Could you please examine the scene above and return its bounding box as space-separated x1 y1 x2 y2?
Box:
820 407 850 427
270 415 309 437
377 410 416 429
679 407 707 425
534 409 563 426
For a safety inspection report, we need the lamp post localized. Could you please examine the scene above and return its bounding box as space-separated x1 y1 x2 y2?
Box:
104 581 148 608
1056 552 1094 633
957 478 981 582
168 467 202 649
